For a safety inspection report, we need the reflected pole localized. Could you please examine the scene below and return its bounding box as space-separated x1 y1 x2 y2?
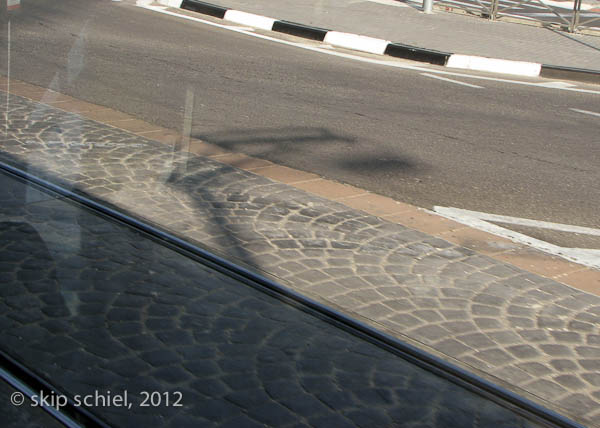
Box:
179 86 194 174
5 18 10 138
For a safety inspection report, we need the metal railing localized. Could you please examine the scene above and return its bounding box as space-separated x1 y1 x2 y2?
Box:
429 0 600 33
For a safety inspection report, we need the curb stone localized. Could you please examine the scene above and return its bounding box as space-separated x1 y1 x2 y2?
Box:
162 0 600 84
180 0 226 18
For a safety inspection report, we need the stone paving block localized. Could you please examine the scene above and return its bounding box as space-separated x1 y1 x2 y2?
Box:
409 324 450 343
413 309 444 323
554 374 587 390
473 317 503 330
457 332 497 349
577 312 600 324
434 338 472 356
558 393 599 416
524 379 568 400
550 359 579 372
551 331 583 344
582 372 600 387
442 320 477 335
540 344 575 358
508 316 535 329
472 304 501 316
473 348 515 367
518 362 553 377
506 344 541 359
492 366 533 386
381 299 416 312
356 303 395 319
575 346 600 358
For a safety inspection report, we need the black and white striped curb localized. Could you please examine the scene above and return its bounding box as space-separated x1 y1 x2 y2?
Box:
159 0 600 84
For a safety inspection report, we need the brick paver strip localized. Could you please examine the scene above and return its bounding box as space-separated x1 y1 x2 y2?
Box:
0 172 542 427
560 269 600 295
0 89 598 425
384 211 469 236
496 248 589 278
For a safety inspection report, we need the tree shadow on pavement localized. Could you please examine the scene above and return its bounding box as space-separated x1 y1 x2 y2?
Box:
193 126 428 182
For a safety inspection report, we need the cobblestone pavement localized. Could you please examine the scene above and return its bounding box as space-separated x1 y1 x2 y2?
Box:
0 171 544 428
0 91 598 426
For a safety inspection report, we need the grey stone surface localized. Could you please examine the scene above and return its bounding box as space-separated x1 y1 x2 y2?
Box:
0 173 540 428
0 92 598 425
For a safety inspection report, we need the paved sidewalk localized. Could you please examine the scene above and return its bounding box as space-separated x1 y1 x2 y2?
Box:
190 0 600 70
0 171 543 428
0 87 599 425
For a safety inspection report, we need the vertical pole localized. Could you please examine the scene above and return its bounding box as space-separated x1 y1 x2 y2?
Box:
489 0 499 20
423 0 433 14
179 86 194 174
5 19 10 138
570 0 581 32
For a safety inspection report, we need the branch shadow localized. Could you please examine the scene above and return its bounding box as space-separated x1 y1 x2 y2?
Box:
193 126 427 178
546 26 600 54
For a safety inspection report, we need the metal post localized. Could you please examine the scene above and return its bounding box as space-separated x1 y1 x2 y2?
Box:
423 0 433 14
5 19 10 139
489 0 498 20
569 0 581 32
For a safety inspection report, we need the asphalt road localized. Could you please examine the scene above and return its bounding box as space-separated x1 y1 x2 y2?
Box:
0 0 598 235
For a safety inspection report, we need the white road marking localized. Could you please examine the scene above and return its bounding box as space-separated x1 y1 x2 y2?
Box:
421 73 484 88
433 206 600 269
570 108 600 118
435 207 600 236
138 5 600 96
